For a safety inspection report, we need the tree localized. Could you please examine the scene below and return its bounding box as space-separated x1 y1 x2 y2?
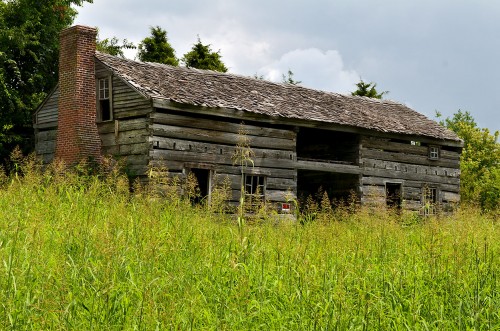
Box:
282 69 301 85
97 33 135 58
0 0 92 162
438 110 500 211
181 37 228 72
351 79 387 99
137 26 178 66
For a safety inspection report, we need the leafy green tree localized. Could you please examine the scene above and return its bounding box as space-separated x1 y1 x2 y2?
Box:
137 26 178 66
181 37 228 72
282 69 301 85
351 79 387 99
0 0 92 162
97 33 135 58
438 110 500 211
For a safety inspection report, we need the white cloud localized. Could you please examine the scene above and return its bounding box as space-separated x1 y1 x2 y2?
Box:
257 48 359 94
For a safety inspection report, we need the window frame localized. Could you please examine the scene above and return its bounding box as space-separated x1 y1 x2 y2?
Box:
422 186 438 215
243 174 266 205
428 145 440 160
97 76 113 122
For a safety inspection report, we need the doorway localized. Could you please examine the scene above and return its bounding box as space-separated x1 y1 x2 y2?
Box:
190 168 211 205
385 182 402 209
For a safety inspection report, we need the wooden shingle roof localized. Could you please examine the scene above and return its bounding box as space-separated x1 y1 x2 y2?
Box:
95 52 461 142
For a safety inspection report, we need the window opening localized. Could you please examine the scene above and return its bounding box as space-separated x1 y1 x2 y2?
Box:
428 146 439 160
98 78 112 121
244 175 265 206
422 186 438 215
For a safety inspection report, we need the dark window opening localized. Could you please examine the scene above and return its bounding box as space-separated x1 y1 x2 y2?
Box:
190 168 211 205
100 100 111 121
98 77 112 122
244 175 265 206
386 183 402 210
422 186 438 215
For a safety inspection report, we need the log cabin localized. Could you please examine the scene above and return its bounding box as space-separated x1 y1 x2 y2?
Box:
34 25 463 214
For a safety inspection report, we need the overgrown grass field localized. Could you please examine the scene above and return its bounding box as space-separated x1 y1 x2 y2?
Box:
0 162 499 330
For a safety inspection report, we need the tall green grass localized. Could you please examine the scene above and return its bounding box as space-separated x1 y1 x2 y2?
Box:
0 160 499 330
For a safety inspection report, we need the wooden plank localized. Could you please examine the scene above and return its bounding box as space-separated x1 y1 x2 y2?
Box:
151 112 296 140
149 159 185 171
114 99 151 108
35 140 56 154
361 167 460 185
361 176 460 193
36 129 58 141
296 160 361 174
98 118 150 134
362 158 460 178
211 164 296 179
267 177 296 191
36 89 59 124
361 137 461 161
34 122 58 129
114 107 152 119
150 149 296 169
113 93 148 103
152 123 295 150
265 190 289 202
119 142 150 155
360 148 460 168
102 145 119 156
150 136 295 161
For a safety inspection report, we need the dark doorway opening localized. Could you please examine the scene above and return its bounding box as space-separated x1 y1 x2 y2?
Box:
386 183 402 209
297 170 359 207
190 168 211 205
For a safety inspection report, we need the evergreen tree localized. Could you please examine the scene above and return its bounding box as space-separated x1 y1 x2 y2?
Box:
137 26 178 66
351 79 387 99
181 37 227 72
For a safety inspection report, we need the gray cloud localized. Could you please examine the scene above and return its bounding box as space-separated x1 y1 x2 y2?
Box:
75 0 500 133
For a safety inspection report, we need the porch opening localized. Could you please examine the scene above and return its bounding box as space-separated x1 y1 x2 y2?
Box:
296 128 359 164
385 182 402 209
297 170 359 207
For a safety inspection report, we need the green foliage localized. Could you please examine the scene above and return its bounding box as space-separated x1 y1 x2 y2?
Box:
181 37 228 72
282 69 301 85
1 159 500 329
351 79 388 99
96 33 135 58
137 26 178 66
0 0 91 162
438 110 500 211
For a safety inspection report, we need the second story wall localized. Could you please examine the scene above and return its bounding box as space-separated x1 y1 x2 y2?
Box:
359 136 461 212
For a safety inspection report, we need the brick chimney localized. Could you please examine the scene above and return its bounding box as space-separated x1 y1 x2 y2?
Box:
55 25 102 165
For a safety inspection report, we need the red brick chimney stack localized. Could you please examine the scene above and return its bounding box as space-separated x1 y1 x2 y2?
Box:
55 25 102 165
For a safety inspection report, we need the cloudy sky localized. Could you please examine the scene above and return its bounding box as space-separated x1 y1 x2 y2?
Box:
75 0 500 134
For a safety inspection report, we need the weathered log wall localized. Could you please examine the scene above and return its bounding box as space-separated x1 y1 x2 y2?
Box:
95 62 152 175
359 136 461 211
150 110 297 205
34 88 59 163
